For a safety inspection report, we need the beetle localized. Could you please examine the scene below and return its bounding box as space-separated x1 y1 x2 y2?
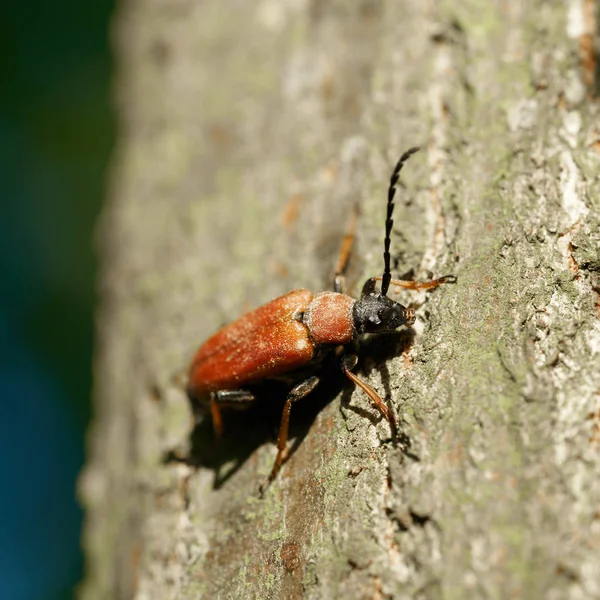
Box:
187 147 456 483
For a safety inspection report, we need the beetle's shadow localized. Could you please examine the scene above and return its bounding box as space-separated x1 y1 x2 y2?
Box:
165 329 415 489
171 377 343 489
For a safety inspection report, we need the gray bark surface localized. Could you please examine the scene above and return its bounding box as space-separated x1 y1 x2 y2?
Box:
80 1 600 598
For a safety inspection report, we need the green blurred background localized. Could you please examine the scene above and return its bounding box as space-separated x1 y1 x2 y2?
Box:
1 1 114 598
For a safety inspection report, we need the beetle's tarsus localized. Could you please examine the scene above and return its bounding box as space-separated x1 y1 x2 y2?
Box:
438 274 457 284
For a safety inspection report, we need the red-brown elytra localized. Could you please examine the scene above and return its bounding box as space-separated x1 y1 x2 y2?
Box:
187 147 456 485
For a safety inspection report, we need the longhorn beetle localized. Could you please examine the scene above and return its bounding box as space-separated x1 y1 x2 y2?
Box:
187 147 456 483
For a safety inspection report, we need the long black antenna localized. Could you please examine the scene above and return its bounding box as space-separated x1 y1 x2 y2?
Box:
381 146 420 297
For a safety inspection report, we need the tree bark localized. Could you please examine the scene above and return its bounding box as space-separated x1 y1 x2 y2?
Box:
80 1 600 598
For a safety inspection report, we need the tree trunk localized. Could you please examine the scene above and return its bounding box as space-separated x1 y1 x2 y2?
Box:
80 1 600 598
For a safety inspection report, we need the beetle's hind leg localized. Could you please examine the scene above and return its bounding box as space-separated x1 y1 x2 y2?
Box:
210 389 256 437
341 354 397 428
268 376 320 483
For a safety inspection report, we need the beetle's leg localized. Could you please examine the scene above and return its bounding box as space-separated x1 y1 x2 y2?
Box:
374 274 456 291
214 389 256 406
268 376 320 482
334 204 359 293
341 354 397 427
211 389 256 437
209 393 223 437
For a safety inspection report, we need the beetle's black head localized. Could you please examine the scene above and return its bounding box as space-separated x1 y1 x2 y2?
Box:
353 293 415 335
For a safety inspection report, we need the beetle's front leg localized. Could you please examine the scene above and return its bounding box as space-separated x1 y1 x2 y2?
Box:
377 274 456 291
333 203 359 293
341 354 397 427
267 376 320 483
210 389 256 437
361 274 456 296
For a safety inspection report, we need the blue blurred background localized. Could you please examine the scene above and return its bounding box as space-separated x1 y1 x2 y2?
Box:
1 1 114 598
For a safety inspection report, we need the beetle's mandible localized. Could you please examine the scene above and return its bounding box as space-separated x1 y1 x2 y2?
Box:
187 147 456 484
